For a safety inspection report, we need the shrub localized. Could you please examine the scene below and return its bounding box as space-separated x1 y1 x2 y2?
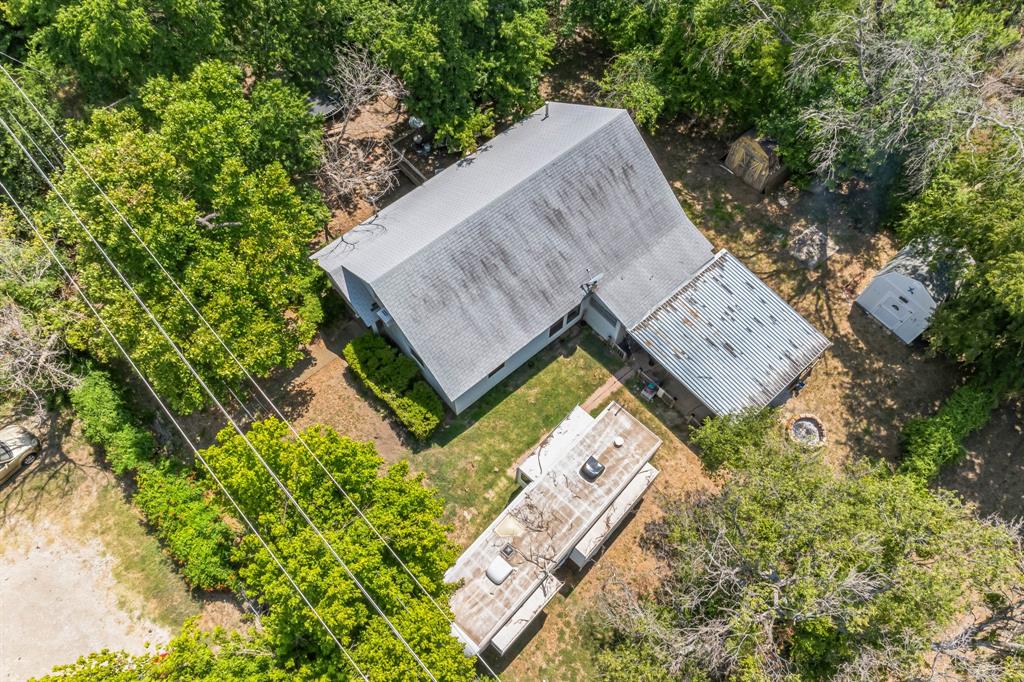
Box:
901 382 1000 481
70 370 154 474
134 463 235 590
343 334 444 439
689 408 780 472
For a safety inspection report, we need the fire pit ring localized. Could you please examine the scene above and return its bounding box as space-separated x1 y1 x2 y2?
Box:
787 414 826 447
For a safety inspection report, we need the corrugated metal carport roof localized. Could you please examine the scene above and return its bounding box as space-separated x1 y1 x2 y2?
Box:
629 250 831 415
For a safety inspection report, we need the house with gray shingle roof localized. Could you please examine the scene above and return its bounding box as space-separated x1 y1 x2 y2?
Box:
313 102 829 417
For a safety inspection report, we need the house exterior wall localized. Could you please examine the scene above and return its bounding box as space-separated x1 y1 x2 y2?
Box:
378 316 454 411
856 271 938 344
584 296 623 343
451 305 585 414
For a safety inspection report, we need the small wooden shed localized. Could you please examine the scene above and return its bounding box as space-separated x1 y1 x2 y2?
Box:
856 243 955 344
724 129 788 193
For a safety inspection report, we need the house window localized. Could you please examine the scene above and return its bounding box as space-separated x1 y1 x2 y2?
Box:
487 362 505 378
565 303 582 323
549 318 564 337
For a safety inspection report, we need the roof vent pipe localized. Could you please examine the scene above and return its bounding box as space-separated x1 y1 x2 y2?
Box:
613 436 625 448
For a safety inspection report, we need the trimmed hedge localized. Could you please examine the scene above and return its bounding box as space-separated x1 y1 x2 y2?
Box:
343 334 444 439
901 382 1000 482
70 371 155 474
134 463 236 590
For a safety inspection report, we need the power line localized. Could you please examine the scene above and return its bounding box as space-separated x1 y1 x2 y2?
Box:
0 59 499 678
0 115 440 682
0 179 369 682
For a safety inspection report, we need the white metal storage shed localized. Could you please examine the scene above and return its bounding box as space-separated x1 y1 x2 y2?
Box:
856 243 954 344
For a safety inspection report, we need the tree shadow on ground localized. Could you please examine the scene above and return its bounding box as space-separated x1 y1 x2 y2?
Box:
0 411 85 531
836 307 956 464
938 400 1024 519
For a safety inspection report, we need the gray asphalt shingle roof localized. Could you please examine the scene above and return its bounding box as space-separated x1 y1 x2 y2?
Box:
313 102 714 402
630 250 831 414
877 242 957 301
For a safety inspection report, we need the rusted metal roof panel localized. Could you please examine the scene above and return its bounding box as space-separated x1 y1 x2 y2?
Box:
630 250 831 415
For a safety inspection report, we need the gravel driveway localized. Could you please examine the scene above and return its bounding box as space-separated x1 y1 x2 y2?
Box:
1 526 171 681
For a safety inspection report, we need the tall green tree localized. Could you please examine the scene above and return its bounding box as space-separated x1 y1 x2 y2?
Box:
0 55 64 198
594 412 1023 680
899 145 1024 391
201 419 475 680
4 0 225 98
566 0 1021 184
46 60 325 413
224 0 553 150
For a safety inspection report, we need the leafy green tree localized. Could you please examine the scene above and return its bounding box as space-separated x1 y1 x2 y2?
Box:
30 620 294 681
225 0 552 151
688 407 780 472
566 0 1021 183
201 418 475 680
5 0 225 98
593 417 1023 680
49 61 325 413
899 147 1024 392
0 55 64 199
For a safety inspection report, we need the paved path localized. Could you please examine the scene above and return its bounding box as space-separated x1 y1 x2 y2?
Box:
582 363 636 412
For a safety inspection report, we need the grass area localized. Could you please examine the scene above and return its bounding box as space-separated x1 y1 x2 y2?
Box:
416 330 622 543
81 482 201 630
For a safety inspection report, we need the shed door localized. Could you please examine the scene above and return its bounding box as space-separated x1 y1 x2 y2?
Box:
870 292 912 331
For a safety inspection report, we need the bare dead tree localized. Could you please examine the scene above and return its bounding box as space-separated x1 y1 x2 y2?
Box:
326 45 407 140
788 0 1024 189
316 46 408 230
316 137 401 212
0 303 78 418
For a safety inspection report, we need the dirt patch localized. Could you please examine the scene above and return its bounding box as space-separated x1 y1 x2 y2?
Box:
938 400 1024 519
1 532 170 681
0 415 242 680
262 317 409 463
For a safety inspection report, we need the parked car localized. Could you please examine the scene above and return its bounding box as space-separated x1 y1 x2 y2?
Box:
0 425 40 484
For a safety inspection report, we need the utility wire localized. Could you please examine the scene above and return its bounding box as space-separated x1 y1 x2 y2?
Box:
0 179 369 682
0 59 499 678
0 115 439 682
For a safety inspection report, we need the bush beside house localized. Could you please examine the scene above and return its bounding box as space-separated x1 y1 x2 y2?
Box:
342 334 444 439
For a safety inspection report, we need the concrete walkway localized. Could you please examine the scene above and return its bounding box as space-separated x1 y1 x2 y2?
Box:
582 363 637 412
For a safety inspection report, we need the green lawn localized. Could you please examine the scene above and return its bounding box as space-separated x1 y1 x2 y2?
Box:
416 330 621 544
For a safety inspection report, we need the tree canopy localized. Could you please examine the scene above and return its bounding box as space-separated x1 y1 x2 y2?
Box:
3 0 554 150
566 0 1022 186
200 418 474 680
899 145 1024 391
41 60 325 413
593 412 1024 680
3 0 225 99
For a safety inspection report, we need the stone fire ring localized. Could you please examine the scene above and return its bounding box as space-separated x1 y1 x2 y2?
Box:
786 413 826 447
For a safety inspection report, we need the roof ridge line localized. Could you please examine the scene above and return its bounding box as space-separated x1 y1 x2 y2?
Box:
368 105 631 286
